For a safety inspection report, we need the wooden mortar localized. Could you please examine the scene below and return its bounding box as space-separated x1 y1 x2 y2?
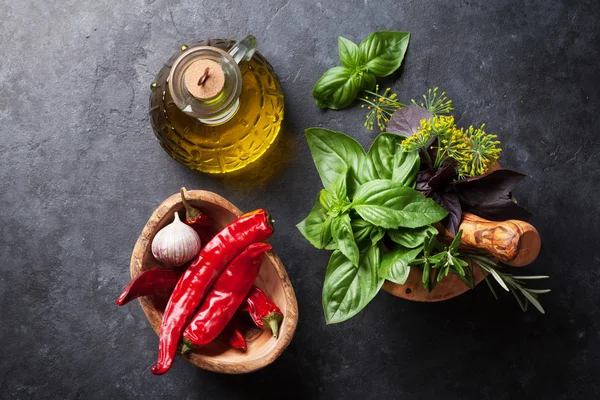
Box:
383 212 541 301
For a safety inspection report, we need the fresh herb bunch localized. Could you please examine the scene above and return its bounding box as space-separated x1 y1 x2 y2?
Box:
364 87 501 179
299 128 546 322
381 89 531 233
312 31 410 110
298 128 448 323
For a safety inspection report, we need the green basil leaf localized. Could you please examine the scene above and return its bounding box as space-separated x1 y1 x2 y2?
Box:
296 202 333 249
359 31 410 77
319 189 335 211
352 179 448 228
379 245 422 284
392 149 420 187
331 214 360 267
313 66 360 110
331 169 348 201
388 225 438 248
322 246 383 324
350 219 375 248
325 239 338 251
361 71 377 92
338 36 362 68
305 128 367 196
370 227 385 246
365 133 420 186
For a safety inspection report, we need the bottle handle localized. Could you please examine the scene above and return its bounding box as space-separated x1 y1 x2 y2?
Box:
228 35 257 64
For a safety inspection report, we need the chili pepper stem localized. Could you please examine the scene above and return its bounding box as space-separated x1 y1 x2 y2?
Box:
262 311 283 339
180 338 194 355
180 187 201 222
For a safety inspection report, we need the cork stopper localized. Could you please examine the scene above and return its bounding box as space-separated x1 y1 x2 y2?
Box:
184 59 225 100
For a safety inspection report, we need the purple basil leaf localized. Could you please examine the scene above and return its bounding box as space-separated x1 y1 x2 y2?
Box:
416 169 435 194
432 189 462 235
386 106 433 138
452 169 527 207
464 199 534 222
428 159 458 188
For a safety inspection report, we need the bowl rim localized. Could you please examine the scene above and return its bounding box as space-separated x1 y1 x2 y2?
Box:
129 189 299 374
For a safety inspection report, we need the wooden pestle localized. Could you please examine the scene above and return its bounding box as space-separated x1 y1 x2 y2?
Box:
439 212 541 267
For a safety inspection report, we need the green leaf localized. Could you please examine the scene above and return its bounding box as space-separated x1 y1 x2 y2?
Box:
392 150 420 186
331 169 348 201
388 225 438 248
313 66 361 110
319 189 335 211
338 36 362 68
297 202 333 249
364 133 419 186
359 31 410 77
331 214 360 267
325 239 338 251
449 229 463 252
370 227 386 246
351 180 448 228
305 128 367 196
351 219 376 248
488 268 509 292
322 246 383 324
361 71 377 92
519 288 546 314
379 245 422 284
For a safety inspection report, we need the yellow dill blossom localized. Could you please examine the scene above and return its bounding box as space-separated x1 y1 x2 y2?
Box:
401 119 434 152
360 85 405 131
457 125 502 178
412 87 454 116
401 115 502 178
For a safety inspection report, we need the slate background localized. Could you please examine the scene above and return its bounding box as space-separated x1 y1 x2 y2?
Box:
1 0 599 398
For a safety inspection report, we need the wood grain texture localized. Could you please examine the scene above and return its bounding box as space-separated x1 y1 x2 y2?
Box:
441 212 541 267
383 212 541 301
129 190 298 374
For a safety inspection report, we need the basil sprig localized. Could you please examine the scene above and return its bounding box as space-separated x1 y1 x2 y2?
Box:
297 128 447 324
313 31 410 110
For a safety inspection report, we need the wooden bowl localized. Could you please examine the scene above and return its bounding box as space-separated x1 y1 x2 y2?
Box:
130 190 298 373
382 212 541 302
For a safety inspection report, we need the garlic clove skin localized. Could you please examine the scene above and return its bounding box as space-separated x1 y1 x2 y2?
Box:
151 212 201 267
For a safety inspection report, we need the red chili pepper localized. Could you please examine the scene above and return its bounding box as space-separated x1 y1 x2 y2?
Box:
150 209 274 375
241 286 284 339
220 313 247 351
116 267 184 306
181 243 270 353
180 187 214 245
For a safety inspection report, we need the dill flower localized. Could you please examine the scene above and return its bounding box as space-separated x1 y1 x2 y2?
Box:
412 87 454 116
402 119 433 152
360 85 404 131
458 125 502 178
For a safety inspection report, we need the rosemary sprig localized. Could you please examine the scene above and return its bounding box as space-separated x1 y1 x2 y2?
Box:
412 87 453 116
411 230 471 291
467 254 550 314
360 85 405 131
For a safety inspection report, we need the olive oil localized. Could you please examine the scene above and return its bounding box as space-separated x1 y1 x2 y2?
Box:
149 39 284 174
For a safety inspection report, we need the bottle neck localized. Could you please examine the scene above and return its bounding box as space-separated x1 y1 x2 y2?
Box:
168 46 242 125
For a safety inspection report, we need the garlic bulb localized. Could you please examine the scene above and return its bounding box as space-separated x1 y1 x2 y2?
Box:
152 212 201 267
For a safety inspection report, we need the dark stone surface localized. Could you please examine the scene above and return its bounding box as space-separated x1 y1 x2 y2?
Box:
1 0 599 398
